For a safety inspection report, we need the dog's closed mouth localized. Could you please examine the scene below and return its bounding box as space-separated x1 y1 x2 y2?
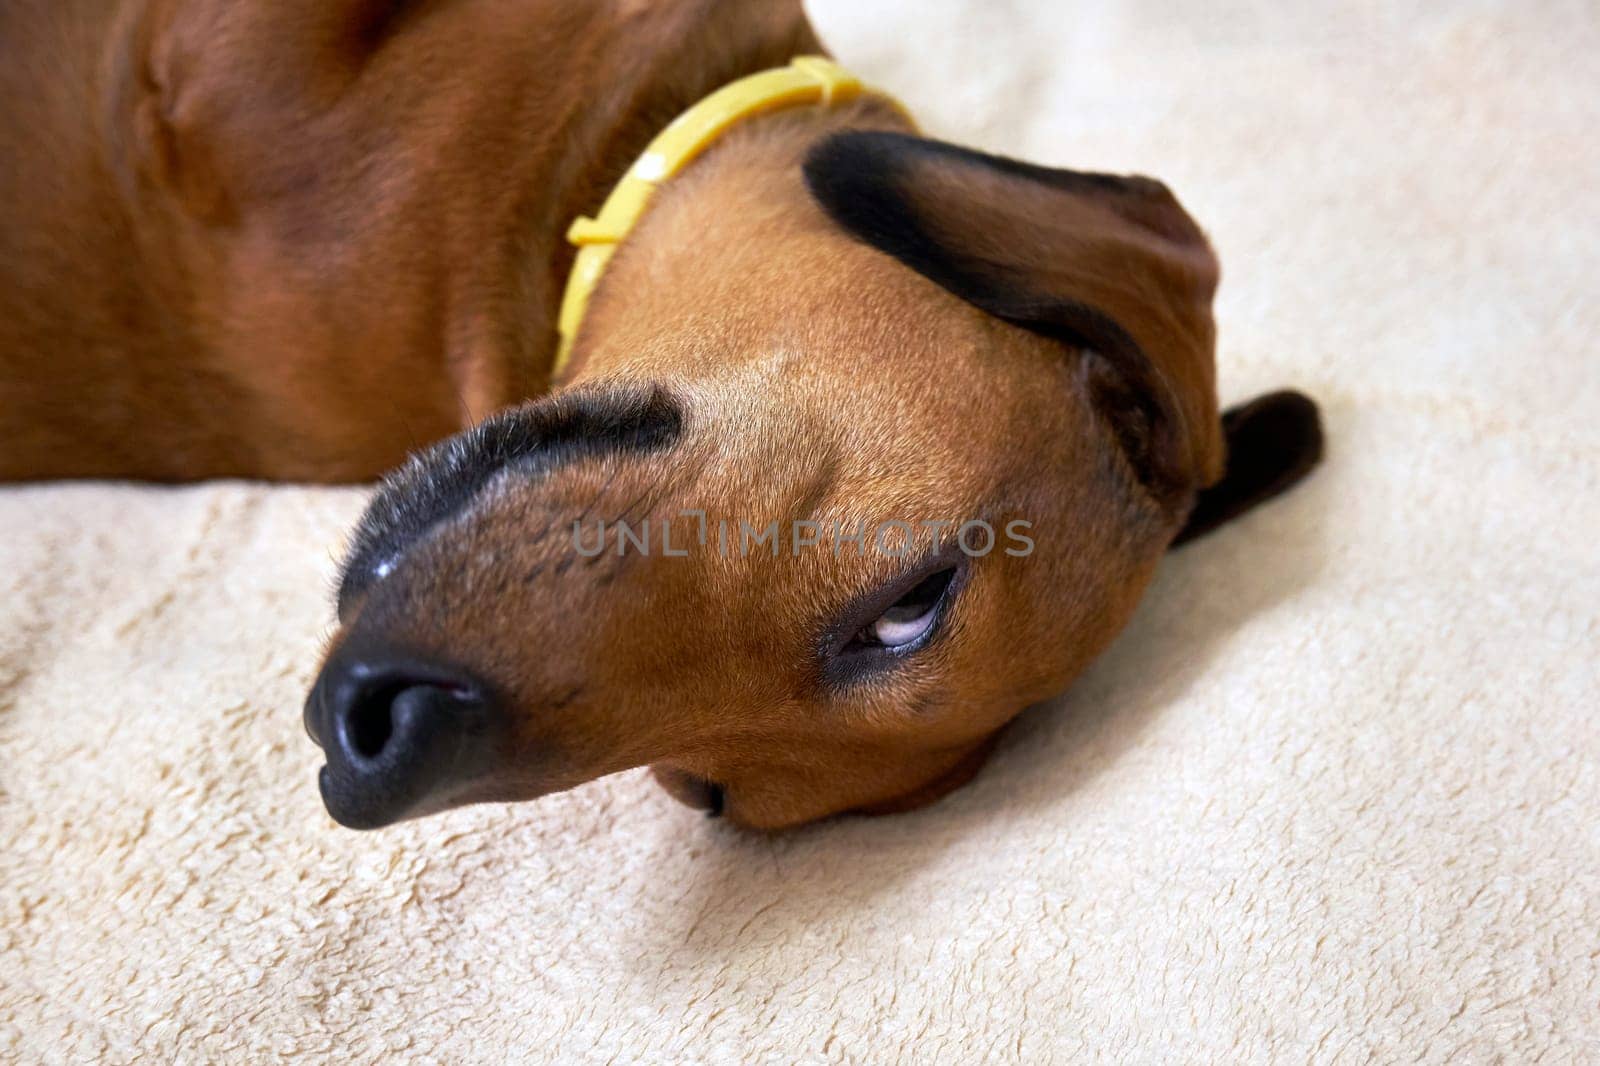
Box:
653 767 726 817
681 775 726 818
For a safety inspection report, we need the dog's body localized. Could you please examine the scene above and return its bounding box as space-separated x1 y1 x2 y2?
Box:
1 0 1322 829
0 0 820 480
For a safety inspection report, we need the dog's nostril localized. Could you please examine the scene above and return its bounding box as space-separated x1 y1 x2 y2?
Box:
337 680 470 763
346 690 398 760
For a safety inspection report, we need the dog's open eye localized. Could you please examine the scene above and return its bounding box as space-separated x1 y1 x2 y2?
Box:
823 552 967 685
854 566 958 651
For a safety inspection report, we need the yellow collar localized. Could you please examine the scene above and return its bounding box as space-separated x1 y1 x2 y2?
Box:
552 55 910 378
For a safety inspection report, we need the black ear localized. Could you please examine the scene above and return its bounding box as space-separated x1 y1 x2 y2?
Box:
1172 391 1323 546
803 130 1226 509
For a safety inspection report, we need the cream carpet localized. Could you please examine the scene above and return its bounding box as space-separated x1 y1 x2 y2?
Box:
3 1 1598 1061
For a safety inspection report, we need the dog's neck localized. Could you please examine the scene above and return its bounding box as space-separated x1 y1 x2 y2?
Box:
531 6 835 389
553 57 912 377
556 92 916 387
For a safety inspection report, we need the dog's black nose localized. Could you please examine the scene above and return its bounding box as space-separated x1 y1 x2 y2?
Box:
304 649 500 829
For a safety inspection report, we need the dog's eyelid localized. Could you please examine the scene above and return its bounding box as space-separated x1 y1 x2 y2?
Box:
822 549 968 679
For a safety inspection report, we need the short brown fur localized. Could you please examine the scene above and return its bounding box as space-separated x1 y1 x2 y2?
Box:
1 0 1321 829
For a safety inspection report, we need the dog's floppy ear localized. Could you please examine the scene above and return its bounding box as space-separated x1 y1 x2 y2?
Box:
803 130 1225 509
1171 390 1323 545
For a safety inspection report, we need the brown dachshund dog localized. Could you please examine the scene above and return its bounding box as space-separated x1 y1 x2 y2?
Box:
0 0 1321 829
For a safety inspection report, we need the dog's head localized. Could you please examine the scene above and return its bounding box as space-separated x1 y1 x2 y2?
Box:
305 128 1321 830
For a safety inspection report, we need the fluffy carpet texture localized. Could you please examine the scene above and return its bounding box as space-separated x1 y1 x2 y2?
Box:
3 1 1597 1061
